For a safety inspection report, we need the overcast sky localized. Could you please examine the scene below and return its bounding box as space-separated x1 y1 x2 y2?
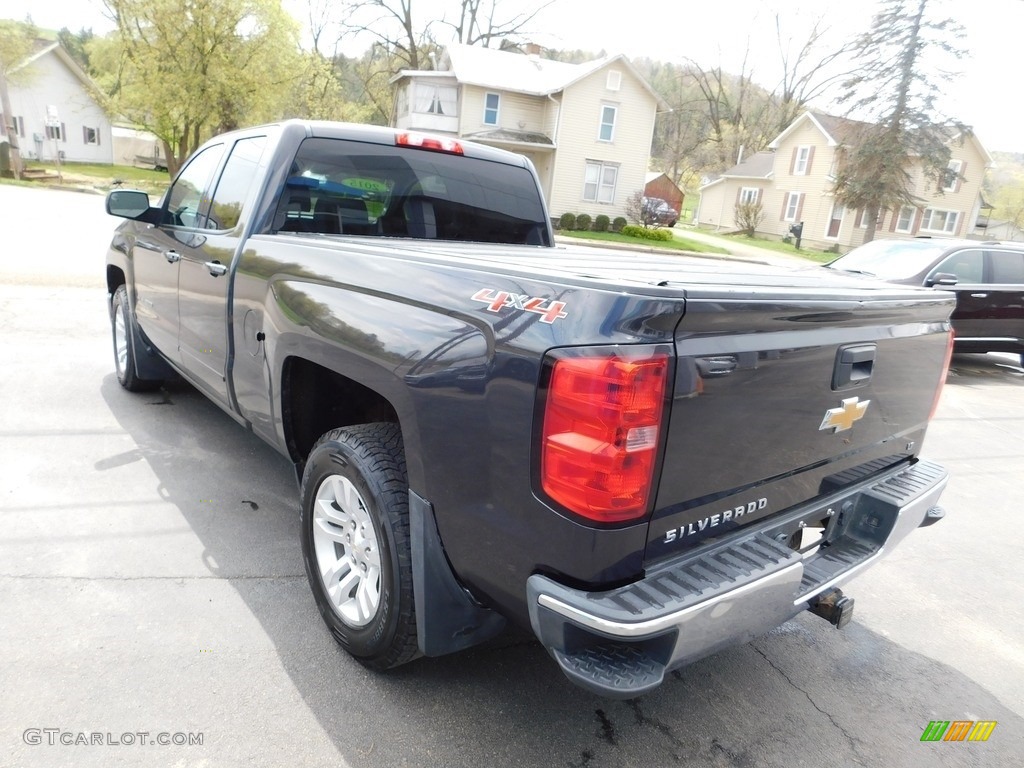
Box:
5 0 1020 153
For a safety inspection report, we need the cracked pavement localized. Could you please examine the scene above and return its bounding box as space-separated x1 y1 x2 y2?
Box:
1 184 1022 767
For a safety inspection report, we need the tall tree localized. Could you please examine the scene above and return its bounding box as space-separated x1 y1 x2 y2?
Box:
57 27 95 72
771 14 853 136
0 18 37 178
439 0 554 48
96 0 303 175
831 0 966 242
334 0 551 84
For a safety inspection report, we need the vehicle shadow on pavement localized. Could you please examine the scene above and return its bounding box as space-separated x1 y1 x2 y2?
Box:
99 374 1023 768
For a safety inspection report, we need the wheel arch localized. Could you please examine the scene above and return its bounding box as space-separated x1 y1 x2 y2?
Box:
280 355 405 471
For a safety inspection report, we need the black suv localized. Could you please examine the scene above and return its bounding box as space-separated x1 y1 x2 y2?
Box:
641 196 679 227
827 238 1024 365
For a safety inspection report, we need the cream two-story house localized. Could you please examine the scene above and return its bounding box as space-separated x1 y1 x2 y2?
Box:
391 44 665 222
696 111 993 251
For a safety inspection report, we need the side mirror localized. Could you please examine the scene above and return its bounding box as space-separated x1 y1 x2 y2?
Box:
925 272 959 288
106 189 157 222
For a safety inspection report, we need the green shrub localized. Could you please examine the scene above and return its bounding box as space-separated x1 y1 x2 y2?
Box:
575 213 592 231
593 214 610 232
558 212 576 231
611 216 627 233
621 225 673 241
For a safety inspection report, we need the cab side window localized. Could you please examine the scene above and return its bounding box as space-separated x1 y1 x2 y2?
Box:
933 249 984 284
989 250 1024 284
162 144 226 228
206 136 267 231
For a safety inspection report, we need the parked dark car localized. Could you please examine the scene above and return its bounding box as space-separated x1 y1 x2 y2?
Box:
827 238 1024 365
641 196 679 227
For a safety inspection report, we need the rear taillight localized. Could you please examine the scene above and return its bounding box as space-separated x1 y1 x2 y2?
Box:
929 330 954 420
396 132 464 154
541 350 669 523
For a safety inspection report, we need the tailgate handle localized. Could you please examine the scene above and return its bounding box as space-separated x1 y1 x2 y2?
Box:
832 344 875 390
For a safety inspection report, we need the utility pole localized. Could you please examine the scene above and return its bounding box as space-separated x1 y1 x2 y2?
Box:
0 67 23 179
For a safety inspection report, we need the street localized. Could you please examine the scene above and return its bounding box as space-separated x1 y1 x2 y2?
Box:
1 184 1022 767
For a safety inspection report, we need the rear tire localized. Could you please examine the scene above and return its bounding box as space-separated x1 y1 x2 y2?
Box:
110 285 161 392
299 423 418 669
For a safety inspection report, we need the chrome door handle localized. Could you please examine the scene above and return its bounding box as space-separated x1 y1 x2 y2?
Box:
970 293 988 298
205 261 228 277
164 250 181 263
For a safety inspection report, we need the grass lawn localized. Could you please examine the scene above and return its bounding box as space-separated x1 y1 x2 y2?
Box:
2 161 171 195
692 228 838 263
558 229 730 254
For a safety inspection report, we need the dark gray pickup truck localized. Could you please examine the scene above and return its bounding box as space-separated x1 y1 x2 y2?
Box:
104 120 954 697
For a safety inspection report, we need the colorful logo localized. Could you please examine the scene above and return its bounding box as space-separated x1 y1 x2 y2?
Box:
920 720 997 742
471 289 568 324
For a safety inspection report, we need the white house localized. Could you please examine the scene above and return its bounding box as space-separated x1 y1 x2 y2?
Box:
2 40 112 164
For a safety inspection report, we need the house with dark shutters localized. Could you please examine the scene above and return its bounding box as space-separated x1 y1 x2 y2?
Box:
696 111 993 251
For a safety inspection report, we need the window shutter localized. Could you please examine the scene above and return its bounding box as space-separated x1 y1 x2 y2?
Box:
889 208 898 232
755 188 761 204
735 187 742 205
789 148 797 175
97 128 100 146
911 208 923 235
805 146 815 175
61 123 67 142
781 195 788 221
954 212 964 236
955 161 966 193
795 193 804 222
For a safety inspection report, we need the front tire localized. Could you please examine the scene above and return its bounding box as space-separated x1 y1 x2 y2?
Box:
110 285 161 392
300 423 418 670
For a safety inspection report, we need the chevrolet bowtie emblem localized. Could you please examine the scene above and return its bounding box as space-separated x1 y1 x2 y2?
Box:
819 397 870 433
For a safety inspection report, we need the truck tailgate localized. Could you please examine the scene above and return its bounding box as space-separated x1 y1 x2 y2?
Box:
646 279 954 565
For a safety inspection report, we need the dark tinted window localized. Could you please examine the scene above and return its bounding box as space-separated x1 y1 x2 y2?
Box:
989 249 1024 284
272 137 550 245
207 136 267 231
162 144 225 228
934 249 983 283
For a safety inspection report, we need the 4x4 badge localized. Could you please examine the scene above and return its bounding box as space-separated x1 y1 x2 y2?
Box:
819 397 870 433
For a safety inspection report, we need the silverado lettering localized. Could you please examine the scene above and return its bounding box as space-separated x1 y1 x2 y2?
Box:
663 498 769 543
104 120 955 699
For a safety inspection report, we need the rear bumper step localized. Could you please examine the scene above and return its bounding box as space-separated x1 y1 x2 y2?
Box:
527 460 948 698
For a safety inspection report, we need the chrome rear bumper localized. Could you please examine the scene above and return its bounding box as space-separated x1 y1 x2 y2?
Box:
527 460 948 697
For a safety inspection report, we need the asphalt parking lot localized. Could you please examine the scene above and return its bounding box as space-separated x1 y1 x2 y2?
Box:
1 185 1022 767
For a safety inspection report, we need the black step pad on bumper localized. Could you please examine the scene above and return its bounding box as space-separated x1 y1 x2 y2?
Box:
528 460 948 698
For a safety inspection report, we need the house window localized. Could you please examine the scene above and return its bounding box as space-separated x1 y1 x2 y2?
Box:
894 206 915 233
606 70 621 91
45 124 64 141
920 208 960 234
943 159 963 192
826 202 844 239
483 93 500 126
83 126 100 145
598 105 617 142
739 187 759 204
856 208 881 229
783 191 803 222
583 161 618 203
793 145 812 175
415 84 457 116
